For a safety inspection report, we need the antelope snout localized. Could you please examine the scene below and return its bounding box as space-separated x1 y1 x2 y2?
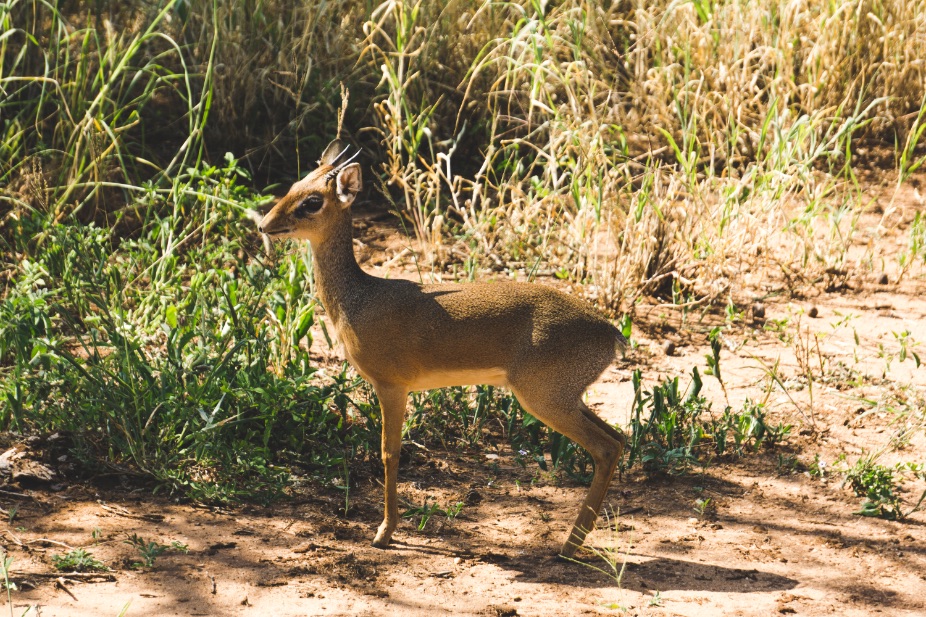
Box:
257 212 272 234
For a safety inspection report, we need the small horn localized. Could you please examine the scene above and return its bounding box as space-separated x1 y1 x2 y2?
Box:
324 148 362 182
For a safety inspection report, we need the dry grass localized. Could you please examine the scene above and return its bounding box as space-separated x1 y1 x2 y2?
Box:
2 0 926 310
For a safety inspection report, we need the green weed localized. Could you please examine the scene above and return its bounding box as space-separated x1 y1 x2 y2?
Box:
845 457 904 519
401 499 464 532
626 368 791 476
125 534 188 568
52 548 108 573
807 454 829 480
844 456 926 520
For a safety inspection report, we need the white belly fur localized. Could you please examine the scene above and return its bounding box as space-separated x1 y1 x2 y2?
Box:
407 367 508 391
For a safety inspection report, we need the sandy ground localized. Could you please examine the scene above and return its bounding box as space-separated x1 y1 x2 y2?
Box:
3 207 926 617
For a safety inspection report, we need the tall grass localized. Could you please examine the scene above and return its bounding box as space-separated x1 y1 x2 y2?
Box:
4 1 925 297
363 0 926 306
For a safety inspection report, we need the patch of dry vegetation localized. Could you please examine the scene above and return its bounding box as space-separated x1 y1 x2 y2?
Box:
3 0 926 308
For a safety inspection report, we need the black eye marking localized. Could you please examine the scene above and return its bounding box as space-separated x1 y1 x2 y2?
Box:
294 194 323 218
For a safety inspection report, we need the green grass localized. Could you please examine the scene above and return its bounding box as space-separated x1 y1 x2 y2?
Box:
0 155 381 501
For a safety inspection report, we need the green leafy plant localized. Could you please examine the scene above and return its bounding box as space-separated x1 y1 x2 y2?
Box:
52 548 108 573
878 330 922 373
649 591 664 607
618 314 635 350
626 368 708 476
125 535 188 568
693 498 715 519
707 400 792 457
844 457 904 520
0 155 385 503
844 457 926 521
807 454 828 479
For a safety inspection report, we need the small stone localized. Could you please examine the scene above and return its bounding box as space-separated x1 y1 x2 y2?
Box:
464 489 482 505
808 306 818 318
878 273 889 285
752 303 766 320
663 341 676 356
454 557 462 565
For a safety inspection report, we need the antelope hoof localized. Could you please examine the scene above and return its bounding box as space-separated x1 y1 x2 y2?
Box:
372 524 394 548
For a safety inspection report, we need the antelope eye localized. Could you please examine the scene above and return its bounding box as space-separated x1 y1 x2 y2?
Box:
294 194 323 217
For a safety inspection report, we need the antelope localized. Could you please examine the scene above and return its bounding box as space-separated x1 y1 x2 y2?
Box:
259 139 628 557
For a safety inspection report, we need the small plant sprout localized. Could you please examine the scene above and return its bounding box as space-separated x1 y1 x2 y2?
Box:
618 314 636 350
401 499 464 532
808 455 827 480
877 330 921 375
705 328 729 404
894 330 921 368
649 591 664 607
724 297 743 325
2 549 14 603
694 498 715 519
125 535 189 568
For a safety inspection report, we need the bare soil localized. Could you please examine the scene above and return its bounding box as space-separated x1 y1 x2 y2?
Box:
4 206 926 617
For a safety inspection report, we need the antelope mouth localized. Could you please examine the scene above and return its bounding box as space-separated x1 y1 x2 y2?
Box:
263 228 293 236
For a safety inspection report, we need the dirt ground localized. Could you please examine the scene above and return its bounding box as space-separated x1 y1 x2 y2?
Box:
3 204 926 617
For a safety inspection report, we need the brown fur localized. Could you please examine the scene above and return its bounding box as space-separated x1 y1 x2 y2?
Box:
260 141 628 557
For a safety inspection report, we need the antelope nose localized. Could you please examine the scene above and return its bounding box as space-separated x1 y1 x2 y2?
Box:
258 224 264 233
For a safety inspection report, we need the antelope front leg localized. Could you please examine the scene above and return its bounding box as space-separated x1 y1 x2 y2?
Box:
372 385 408 548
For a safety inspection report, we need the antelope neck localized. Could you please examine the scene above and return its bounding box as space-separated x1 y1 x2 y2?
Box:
310 212 368 326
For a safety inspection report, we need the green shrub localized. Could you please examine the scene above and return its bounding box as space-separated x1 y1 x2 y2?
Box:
52 549 107 573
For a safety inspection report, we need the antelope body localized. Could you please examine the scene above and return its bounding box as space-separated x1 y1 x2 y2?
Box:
259 140 627 557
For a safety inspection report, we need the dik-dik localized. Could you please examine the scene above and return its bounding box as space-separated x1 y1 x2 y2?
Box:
259 140 627 557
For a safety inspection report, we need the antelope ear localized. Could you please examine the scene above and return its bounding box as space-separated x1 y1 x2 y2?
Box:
335 163 362 206
318 139 346 166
